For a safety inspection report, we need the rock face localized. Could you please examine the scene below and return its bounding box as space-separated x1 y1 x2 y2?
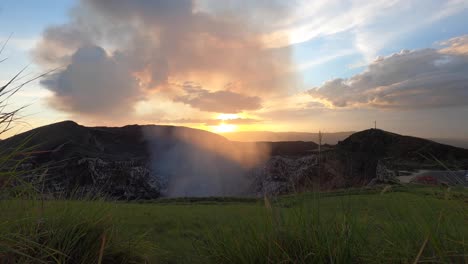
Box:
60 158 160 199
250 155 318 196
1 121 153 199
253 129 468 195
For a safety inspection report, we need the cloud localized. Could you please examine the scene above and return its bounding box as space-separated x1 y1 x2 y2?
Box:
174 83 262 113
351 0 468 63
41 45 142 115
308 36 468 109
440 35 468 55
204 118 262 126
149 117 262 126
33 0 295 117
31 0 468 126
259 0 468 62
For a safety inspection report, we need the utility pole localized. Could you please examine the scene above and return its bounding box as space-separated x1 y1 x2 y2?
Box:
374 120 377 129
318 130 323 185
318 130 322 154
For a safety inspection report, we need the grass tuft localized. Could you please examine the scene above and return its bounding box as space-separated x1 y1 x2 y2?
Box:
0 200 154 263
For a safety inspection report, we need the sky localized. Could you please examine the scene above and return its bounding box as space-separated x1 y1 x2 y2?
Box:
0 0 468 139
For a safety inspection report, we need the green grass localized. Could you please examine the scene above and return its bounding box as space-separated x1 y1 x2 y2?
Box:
1 186 466 263
199 188 467 263
0 199 154 263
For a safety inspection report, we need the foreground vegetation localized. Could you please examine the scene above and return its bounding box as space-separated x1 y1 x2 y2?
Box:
1 185 467 263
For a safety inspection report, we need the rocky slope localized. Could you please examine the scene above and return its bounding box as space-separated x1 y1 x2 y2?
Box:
1 121 319 198
333 129 468 186
1 121 230 198
251 129 468 195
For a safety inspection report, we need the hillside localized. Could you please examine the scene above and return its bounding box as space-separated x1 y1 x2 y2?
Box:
0 120 230 160
0 121 319 198
2 122 468 198
251 129 468 190
338 129 468 160
1 121 318 160
429 138 468 149
330 129 468 186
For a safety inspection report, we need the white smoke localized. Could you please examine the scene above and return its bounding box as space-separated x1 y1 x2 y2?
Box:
142 126 270 197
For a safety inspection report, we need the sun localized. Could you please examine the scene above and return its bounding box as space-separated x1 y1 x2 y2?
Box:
210 113 242 133
212 123 237 133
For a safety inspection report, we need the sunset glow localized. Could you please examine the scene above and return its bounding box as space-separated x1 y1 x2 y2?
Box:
0 0 467 139
212 123 237 133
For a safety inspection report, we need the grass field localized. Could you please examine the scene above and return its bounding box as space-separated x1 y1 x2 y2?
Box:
1 185 467 263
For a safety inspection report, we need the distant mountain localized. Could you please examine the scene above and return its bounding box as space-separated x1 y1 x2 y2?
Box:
222 131 354 145
223 130 468 149
237 141 318 156
429 138 468 149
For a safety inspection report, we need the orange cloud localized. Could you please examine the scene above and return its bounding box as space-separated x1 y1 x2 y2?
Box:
34 0 296 120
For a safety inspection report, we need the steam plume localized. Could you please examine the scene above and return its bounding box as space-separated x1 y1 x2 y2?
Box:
142 126 270 197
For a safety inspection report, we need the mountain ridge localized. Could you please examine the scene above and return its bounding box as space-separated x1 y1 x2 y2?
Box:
2 121 467 198
222 130 468 149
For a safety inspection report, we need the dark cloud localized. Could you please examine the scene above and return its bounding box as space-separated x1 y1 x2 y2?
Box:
41 45 141 115
34 0 295 116
34 25 92 66
308 37 468 109
175 85 262 113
